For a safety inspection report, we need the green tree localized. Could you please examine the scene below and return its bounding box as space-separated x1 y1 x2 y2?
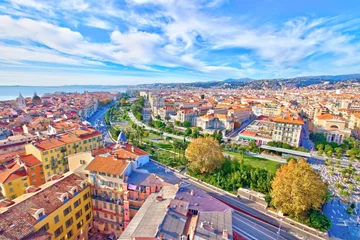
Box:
120 98 126 106
148 116 153 127
335 147 343 159
192 128 200 138
185 128 192 136
309 210 332 232
183 120 191 128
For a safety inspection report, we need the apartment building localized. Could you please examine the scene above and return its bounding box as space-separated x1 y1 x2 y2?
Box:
349 113 360 138
0 133 38 154
197 113 234 132
176 108 197 126
0 172 93 240
25 128 103 181
120 183 233 240
228 107 252 124
252 103 281 117
272 114 304 147
82 133 178 238
0 164 30 200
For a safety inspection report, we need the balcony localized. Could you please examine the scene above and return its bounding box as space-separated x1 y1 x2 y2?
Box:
93 217 123 230
90 185 123 194
129 205 140 210
93 207 124 217
128 197 144 203
92 195 123 205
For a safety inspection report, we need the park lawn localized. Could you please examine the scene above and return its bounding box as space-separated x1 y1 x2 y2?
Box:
223 150 281 174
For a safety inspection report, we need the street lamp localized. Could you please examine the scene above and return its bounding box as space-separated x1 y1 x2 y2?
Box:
276 212 283 240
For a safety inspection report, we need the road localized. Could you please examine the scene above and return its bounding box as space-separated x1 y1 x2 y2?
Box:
128 110 193 142
129 108 330 239
179 173 327 240
88 103 116 145
301 121 314 151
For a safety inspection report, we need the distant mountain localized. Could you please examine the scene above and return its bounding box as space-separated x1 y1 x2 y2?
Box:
129 73 360 90
223 78 254 83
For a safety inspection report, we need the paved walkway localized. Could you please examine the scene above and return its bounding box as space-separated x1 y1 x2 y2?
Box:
224 150 287 163
128 110 193 142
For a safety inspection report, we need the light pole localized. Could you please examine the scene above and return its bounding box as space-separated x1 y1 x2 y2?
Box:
276 214 283 240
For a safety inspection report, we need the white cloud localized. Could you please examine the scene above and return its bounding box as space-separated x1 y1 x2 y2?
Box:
9 0 46 10
83 16 112 30
1 0 360 81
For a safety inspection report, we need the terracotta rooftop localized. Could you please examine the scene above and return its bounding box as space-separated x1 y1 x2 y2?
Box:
273 115 304 125
0 163 25 184
91 144 115 156
0 172 85 239
240 130 257 137
33 138 65 150
0 150 25 164
20 154 42 167
85 155 130 175
112 143 149 158
316 113 346 121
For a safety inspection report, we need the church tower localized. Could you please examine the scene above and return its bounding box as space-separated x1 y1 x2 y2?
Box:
16 93 26 110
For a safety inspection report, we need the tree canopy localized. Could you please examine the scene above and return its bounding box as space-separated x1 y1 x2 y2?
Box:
185 137 224 174
271 159 328 218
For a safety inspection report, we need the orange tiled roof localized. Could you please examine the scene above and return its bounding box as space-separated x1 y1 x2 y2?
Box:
273 116 304 125
0 150 25 163
240 130 257 137
316 113 346 121
0 164 25 183
20 154 42 167
91 144 115 156
85 155 130 175
58 134 81 144
33 138 65 150
112 143 149 158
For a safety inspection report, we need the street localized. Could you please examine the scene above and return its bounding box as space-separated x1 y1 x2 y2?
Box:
88 103 116 145
177 171 326 240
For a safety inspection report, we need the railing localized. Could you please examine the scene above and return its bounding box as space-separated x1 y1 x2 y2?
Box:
129 205 140 210
92 195 123 205
128 197 144 203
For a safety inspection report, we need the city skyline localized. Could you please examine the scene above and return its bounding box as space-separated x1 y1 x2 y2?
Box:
1 0 360 85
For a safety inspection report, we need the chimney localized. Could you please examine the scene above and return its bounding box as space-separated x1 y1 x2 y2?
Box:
131 146 135 152
222 229 229 240
190 189 194 196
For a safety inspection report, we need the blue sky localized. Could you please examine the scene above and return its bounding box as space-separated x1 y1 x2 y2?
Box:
1 0 360 85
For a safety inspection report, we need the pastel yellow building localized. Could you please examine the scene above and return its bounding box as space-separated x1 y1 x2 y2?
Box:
0 163 30 199
25 128 103 181
0 172 93 240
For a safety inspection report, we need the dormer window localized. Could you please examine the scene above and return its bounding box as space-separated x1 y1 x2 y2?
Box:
30 208 46 221
56 192 69 203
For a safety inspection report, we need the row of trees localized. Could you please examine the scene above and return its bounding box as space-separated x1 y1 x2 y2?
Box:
313 134 360 161
131 96 145 121
186 137 274 194
185 137 332 232
267 141 309 152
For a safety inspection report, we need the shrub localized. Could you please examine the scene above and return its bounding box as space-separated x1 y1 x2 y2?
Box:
308 210 332 232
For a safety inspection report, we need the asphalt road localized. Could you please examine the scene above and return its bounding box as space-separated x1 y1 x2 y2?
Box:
114 106 330 239
180 174 327 240
87 103 116 145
